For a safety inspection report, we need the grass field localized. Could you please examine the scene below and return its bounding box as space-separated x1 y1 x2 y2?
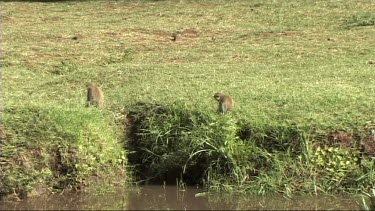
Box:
2 0 374 127
1 0 374 198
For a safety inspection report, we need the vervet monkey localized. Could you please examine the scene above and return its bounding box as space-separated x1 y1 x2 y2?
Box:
87 82 104 107
213 92 234 114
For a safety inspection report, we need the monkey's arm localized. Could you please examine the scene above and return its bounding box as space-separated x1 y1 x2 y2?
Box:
222 103 227 114
87 88 93 106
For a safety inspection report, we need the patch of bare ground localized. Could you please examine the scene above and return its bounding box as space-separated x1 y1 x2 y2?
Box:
235 30 304 43
124 28 173 44
327 130 357 149
255 30 302 37
121 28 201 47
363 135 375 156
170 29 199 42
326 129 375 158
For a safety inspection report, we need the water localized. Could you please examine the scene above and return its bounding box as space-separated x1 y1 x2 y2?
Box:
0 185 363 210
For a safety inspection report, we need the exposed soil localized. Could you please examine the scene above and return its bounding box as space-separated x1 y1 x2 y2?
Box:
327 129 375 157
327 130 357 149
170 28 200 42
363 133 375 156
181 29 199 38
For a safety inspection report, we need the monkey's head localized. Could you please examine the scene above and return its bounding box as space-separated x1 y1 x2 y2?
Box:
87 82 94 88
213 92 223 101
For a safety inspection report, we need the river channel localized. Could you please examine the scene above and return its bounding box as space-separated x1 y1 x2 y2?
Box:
0 185 364 210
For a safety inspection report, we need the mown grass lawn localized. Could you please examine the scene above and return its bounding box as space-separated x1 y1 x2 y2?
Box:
2 0 374 129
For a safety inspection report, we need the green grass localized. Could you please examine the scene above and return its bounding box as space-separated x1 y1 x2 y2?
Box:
2 0 374 128
126 102 373 194
1 0 374 197
361 188 375 211
0 105 127 199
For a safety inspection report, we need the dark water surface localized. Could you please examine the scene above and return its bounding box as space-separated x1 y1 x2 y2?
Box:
0 185 363 210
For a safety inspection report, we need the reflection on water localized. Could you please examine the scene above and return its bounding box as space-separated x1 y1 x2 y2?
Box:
0 185 363 210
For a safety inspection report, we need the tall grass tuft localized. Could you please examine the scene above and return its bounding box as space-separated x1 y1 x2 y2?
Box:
362 188 375 211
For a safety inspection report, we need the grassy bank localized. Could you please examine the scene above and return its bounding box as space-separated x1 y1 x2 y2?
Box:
0 106 127 200
126 102 373 194
1 0 374 198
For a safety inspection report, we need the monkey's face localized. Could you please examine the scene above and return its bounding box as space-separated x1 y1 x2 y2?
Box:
213 93 222 101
